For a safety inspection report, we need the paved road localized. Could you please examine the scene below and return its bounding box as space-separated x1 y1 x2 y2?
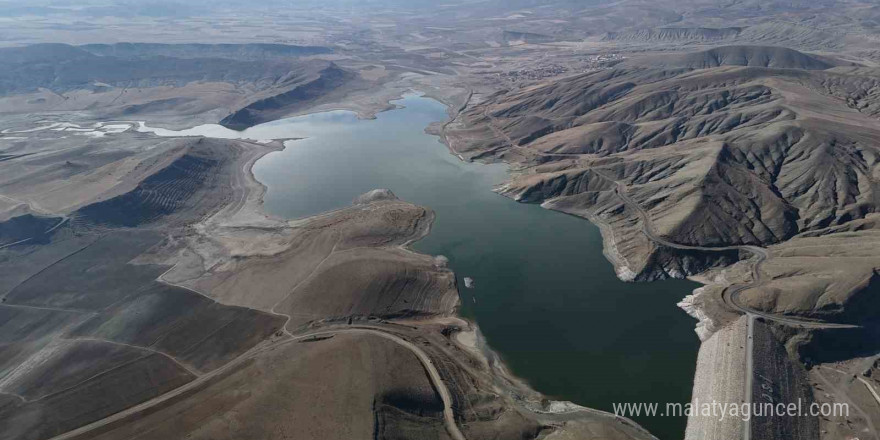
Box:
587 170 861 440
593 170 859 328
743 314 755 440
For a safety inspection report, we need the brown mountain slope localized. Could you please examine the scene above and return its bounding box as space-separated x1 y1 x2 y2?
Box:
625 45 842 70
446 50 880 321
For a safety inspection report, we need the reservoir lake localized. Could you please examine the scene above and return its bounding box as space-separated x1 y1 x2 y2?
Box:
146 94 701 439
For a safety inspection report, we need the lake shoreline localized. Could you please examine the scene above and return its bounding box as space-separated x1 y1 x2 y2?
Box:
141 92 701 439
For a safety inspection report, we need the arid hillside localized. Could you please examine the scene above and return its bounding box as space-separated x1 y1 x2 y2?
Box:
448 45 880 322
0 125 653 440
0 44 367 130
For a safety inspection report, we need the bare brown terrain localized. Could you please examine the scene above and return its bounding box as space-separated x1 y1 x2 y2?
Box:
0 80 651 439
2 1 880 440
448 45 880 314
446 43 880 440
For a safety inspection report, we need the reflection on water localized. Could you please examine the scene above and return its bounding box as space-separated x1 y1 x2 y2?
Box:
149 94 700 439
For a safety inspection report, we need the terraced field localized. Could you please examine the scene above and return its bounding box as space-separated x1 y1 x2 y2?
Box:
0 138 284 439
75 152 220 227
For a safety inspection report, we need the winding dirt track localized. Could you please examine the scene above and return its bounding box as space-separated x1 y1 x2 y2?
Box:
46 325 466 440
153 247 468 440
354 327 467 440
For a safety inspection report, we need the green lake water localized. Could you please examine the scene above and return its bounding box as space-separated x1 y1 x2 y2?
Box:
153 94 701 439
